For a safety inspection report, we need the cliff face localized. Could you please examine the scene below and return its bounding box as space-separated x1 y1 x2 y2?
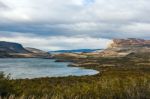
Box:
100 38 150 57
109 38 150 48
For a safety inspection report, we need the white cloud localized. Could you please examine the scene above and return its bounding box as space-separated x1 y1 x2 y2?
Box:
1 0 150 23
0 0 150 42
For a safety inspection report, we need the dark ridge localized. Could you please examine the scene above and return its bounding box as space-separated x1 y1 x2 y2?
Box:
0 41 30 53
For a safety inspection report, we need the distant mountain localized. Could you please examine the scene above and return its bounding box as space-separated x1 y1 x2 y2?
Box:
49 49 101 53
0 41 29 53
0 41 51 58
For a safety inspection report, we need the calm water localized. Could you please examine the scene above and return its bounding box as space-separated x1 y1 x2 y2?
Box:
0 58 99 79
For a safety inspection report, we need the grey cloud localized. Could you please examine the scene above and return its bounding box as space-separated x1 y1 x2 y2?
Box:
0 0 150 39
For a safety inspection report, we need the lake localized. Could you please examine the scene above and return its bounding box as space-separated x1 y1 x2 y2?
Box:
0 58 99 79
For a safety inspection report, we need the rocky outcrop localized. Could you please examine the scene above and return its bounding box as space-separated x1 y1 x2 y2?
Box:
109 38 150 48
100 38 150 57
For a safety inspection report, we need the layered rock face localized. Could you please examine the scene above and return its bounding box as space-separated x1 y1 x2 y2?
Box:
100 38 150 57
109 38 150 48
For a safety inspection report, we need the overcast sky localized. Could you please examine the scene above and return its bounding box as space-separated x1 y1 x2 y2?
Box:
0 0 150 50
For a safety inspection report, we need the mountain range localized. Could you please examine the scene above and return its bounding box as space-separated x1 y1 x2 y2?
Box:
49 49 101 53
0 38 150 58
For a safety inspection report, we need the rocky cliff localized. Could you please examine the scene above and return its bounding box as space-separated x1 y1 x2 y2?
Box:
109 38 150 48
100 38 150 57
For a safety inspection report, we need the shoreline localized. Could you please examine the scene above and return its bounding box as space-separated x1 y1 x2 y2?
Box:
0 58 100 80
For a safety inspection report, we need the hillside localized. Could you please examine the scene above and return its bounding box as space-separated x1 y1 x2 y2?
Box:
26 47 48 54
0 41 29 53
109 38 150 48
0 41 51 58
99 38 150 57
25 47 51 58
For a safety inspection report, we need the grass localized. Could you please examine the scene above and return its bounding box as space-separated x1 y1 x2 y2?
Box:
0 53 150 99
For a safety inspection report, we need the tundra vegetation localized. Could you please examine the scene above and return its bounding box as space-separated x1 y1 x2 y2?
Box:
0 52 150 99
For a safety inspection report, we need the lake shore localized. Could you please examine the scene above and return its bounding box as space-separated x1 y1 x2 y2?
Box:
0 38 150 98
0 52 150 99
0 58 99 79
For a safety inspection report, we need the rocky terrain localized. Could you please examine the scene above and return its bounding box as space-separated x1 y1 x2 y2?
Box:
109 38 150 48
100 38 150 57
0 41 51 58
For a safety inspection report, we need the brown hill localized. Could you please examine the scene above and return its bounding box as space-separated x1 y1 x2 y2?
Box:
109 38 150 48
100 38 150 57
